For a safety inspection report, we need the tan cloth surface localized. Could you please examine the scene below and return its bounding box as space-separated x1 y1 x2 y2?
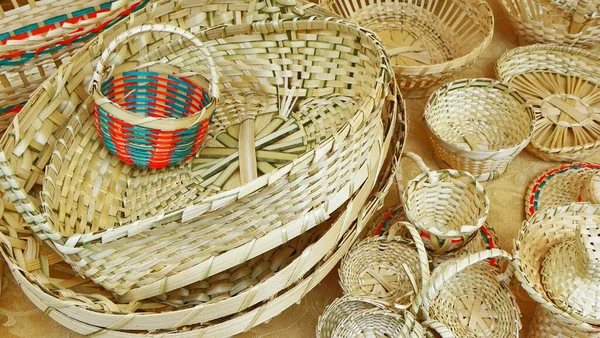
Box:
1 0 600 337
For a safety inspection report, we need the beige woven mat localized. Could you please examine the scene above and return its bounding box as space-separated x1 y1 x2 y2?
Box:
1 0 600 337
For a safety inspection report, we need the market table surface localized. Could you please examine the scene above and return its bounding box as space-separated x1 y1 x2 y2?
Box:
1 0 599 337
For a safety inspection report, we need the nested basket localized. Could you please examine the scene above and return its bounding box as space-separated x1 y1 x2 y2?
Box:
499 0 600 48
424 78 535 182
1 0 399 302
514 203 600 337
0 0 148 133
496 44 600 162
90 24 219 168
338 221 429 306
319 0 494 97
419 249 522 338
399 152 489 254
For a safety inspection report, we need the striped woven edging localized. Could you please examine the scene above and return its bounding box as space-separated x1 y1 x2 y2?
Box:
528 163 600 216
375 206 403 236
0 102 26 116
0 0 148 66
96 71 212 168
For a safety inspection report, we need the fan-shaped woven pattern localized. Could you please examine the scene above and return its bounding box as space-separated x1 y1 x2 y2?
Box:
0 0 148 132
425 78 535 181
499 0 600 48
497 44 600 162
319 0 493 97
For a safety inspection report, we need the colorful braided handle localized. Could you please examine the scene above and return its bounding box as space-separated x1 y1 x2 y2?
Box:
89 23 219 129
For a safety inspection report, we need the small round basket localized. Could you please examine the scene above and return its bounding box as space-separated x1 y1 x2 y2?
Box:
400 152 489 254
496 44 600 162
339 221 429 305
331 308 425 338
425 78 535 181
319 0 494 97
317 296 389 338
515 203 600 334
90 24 219 168
499 0 600 48
420 249 522 338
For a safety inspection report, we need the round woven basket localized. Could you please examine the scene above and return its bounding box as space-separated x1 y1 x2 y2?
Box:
317 296 389 338
419 249 522 338
0 93 405 337
319 0 494 98
0 0 148 133
499 0 600 48
399 152 489 254
338 221 429 306
331 308 425 338
496 44 600 162
515 203 600 336
424 78 535 182
90 24 219 168
1 0 398 301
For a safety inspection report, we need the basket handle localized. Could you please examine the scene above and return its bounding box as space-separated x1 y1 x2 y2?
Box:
394 152 432 200
387 221 431 314
417 248 513 316
422 319 455 338
89 24 219 100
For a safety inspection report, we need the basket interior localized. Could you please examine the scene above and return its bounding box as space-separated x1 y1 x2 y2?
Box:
426 84 533 152
322 0 491 68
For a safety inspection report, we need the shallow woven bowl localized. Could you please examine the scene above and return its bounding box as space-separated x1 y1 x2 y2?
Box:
425 78 535 181
0 0 147 132
514 203 600 334
319 0 493 97
497 44 600 162
499 0 600 48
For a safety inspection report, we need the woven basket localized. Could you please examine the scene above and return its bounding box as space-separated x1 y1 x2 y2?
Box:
399 152 489 254
529 305 600 338
499 0 600 48
424 78 535 182
1 0 398 301
583 171 600 204
90 24 219 168
332 308 425 338
338 221 429 306
496 44 600 162
419 249 522 338
0 0 148 133
319 0 494 98
317 296 390 338
514 203 600 335
0 92 405 337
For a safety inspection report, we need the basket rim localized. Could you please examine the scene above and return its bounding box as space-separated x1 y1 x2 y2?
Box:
424 77 536 158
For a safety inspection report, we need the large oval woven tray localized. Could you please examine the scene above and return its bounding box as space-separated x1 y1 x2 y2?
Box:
0 0 397 301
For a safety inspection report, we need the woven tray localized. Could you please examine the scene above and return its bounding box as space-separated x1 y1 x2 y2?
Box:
496 44 600 162
0 0 148 133
0 0 398 301
525 162 600 218
0 96 405 336
499 0 600 48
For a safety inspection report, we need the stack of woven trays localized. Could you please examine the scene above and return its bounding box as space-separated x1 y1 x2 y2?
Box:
0 0 408 335
0 0 149 133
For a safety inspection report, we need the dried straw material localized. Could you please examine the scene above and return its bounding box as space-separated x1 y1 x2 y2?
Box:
338 221 429 305
319 0 494 97
529 305 600 338
316 296 389 338
1 0 399 301
331 308 425 338
424 78 535 182
419 249 522 338
0 0 148 132
514 203 600 336
583 171 600 204
0 96 405 336
496 44 600 162
525 162 600 218
499 0 600 48
399 152 490 254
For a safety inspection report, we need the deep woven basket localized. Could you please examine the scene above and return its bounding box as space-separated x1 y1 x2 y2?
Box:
425 78 535 182
319 0 494 97
499 0 600 48
338 221 429 306
515 203 600 336
419 249 522 338
399 152 489 254
0 0 147 133
496 44 600 162
90 24 219 168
